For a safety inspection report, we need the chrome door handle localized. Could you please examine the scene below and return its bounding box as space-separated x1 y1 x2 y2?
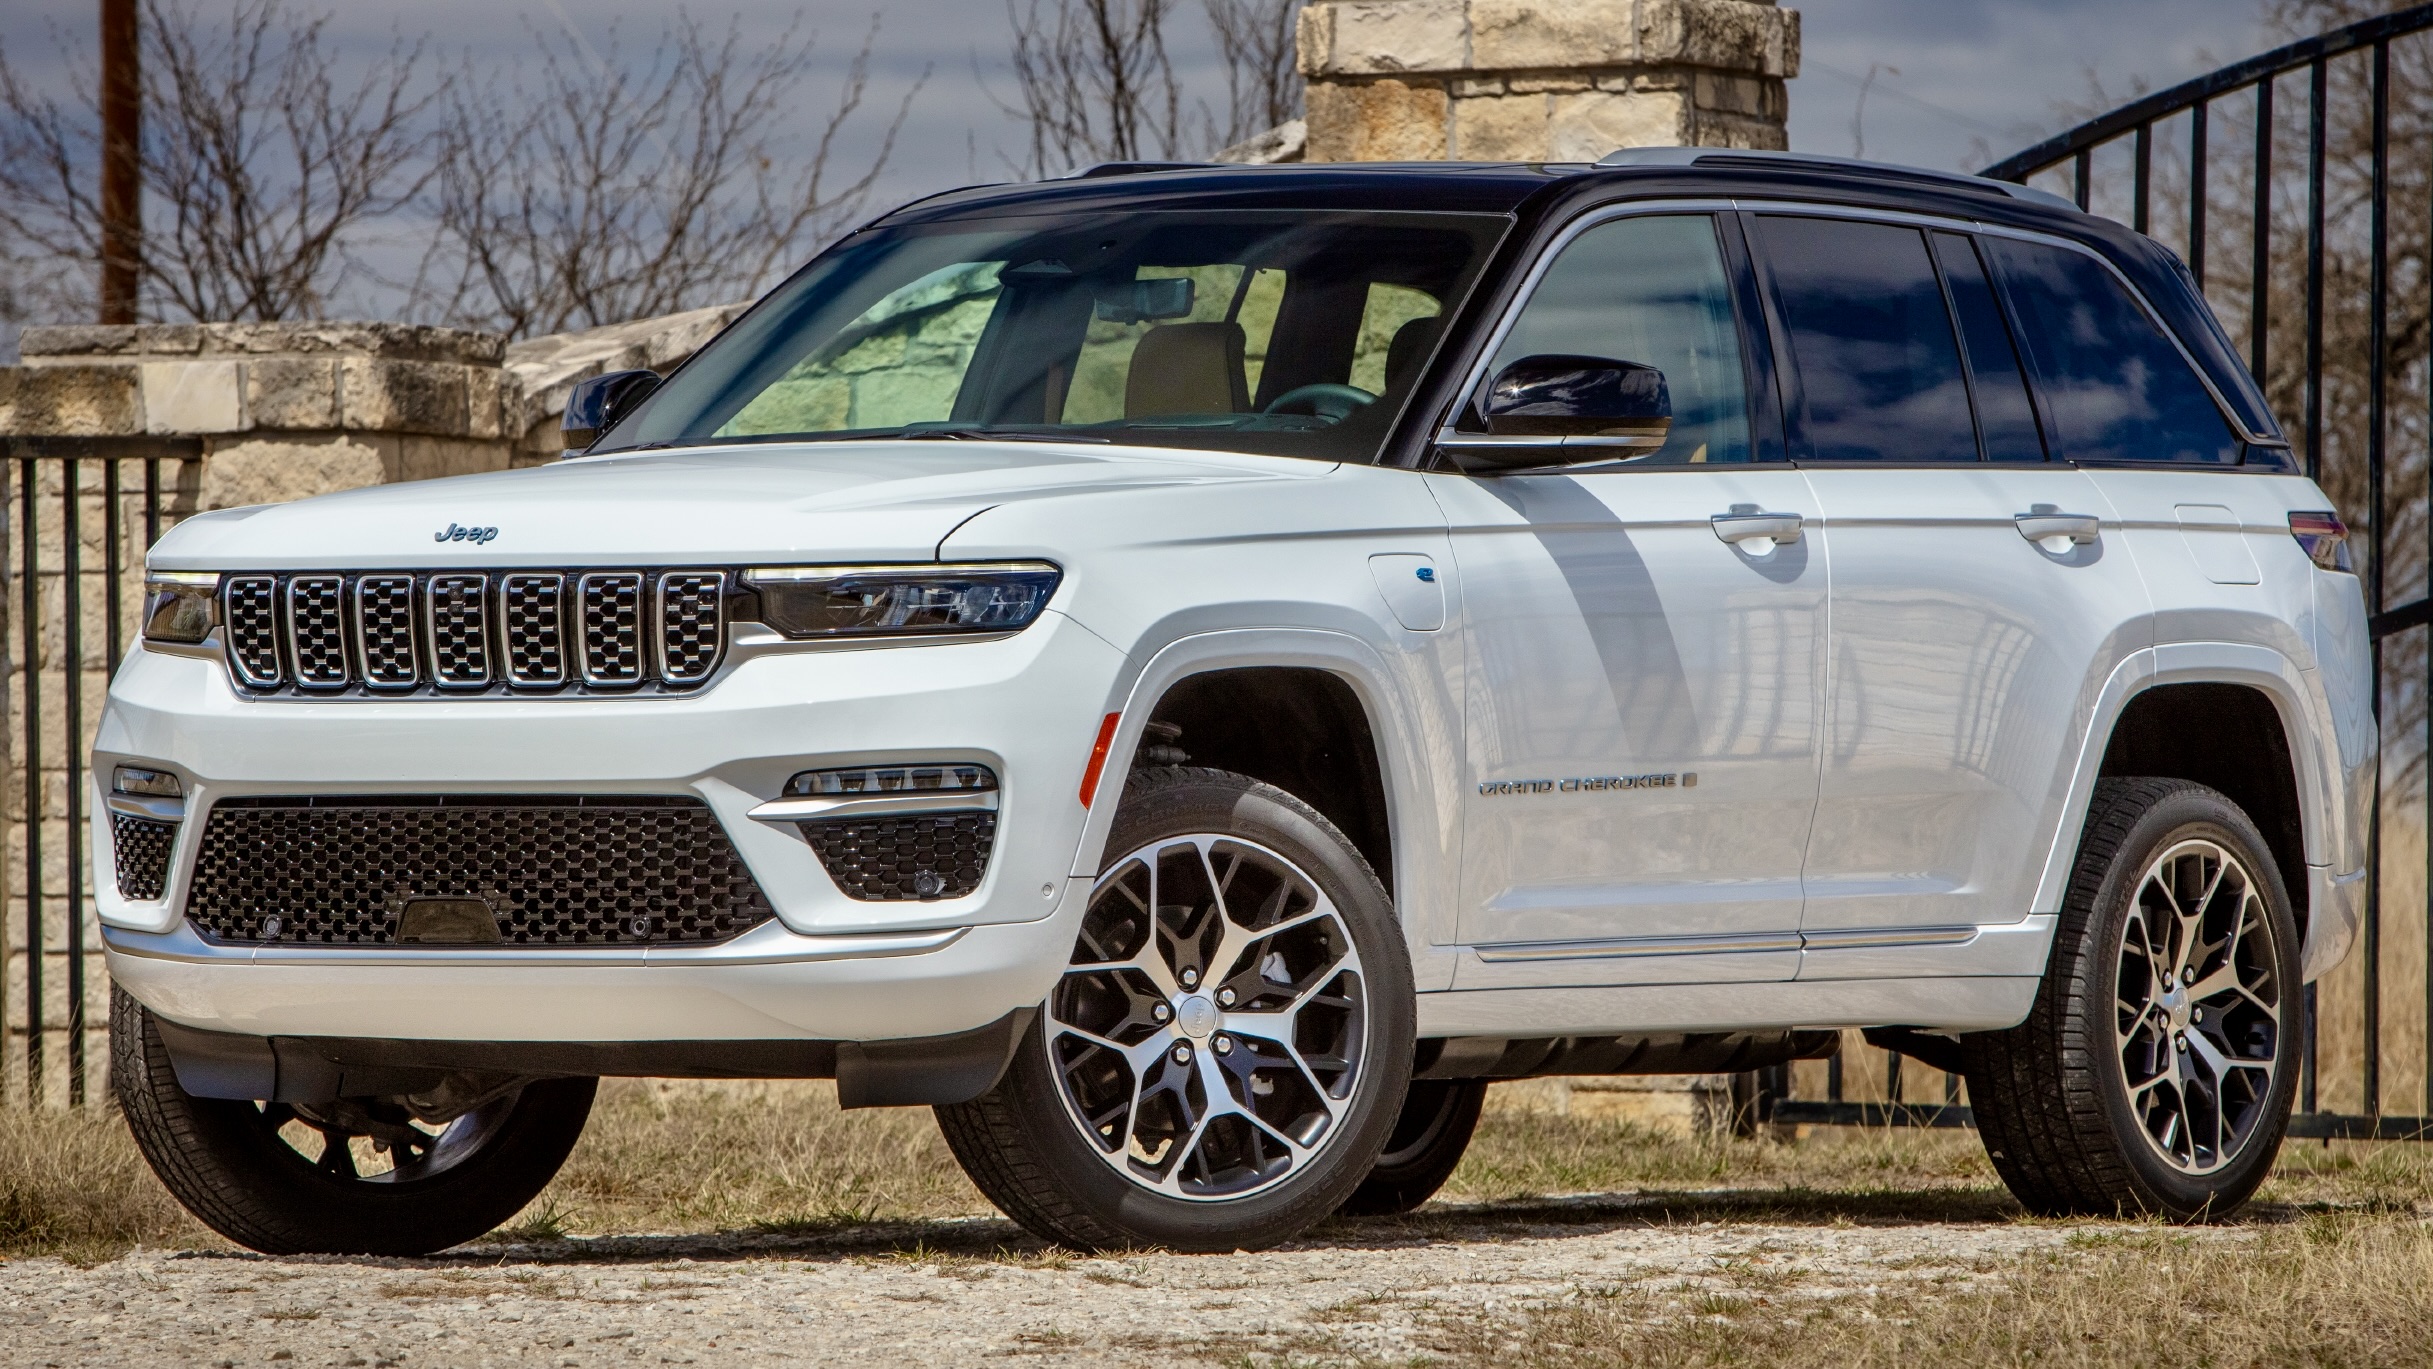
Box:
2014 512 2101 545
1711 508 1803 544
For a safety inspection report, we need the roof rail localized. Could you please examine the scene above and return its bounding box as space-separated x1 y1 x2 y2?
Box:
1063 161 1220 180
1595 146 2078 211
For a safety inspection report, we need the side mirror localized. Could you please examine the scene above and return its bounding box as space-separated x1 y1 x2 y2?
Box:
1442 354 1673 472
562 369 661 453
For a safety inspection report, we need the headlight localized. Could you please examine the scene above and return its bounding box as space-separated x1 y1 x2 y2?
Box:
141 571 220 644
744 563 1061 639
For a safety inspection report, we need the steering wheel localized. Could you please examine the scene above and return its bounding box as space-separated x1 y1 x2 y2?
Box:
1261 383 1377 423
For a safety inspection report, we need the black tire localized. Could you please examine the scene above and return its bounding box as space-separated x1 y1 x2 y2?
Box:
1963 777 2302 1220
112 988 597 1255
936 766 1417 1252
1336 1077 1487 1216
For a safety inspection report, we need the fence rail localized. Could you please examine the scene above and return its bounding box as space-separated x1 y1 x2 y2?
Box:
0 436 195 1105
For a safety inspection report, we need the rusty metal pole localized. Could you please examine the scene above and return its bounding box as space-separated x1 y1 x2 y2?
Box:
99 0 140 324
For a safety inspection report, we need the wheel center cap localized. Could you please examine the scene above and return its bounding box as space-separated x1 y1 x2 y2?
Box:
1176 995 1219 1038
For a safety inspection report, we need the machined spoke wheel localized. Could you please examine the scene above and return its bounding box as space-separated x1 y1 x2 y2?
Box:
249 1091 529 1186
1962 777 2301 1221
2112 838 2282 1176
1050 833 1369 1201
935 766 1415 1253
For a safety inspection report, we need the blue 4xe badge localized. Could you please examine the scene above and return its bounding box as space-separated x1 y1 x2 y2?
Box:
434 523 499 544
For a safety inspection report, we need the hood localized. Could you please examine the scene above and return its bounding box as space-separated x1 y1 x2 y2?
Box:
148 441 1328 570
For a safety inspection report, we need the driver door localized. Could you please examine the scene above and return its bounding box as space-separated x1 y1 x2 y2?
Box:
1436 210 1827 989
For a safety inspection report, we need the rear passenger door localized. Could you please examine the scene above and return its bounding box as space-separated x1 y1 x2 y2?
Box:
1752 214 2152 971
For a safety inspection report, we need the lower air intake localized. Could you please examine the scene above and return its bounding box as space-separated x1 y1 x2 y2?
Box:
185 796 775 945
112 814 178 901
800 812 997 901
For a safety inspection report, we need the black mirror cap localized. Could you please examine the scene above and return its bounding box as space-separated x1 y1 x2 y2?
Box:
1483 354 1671 438
562 369 662 453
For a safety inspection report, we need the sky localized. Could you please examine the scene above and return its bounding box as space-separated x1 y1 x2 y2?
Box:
0 0 2287 328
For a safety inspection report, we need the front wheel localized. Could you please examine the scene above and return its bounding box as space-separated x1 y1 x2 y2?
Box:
1964 777 2301 1220
113 988 596 1255
937 766 1416 1251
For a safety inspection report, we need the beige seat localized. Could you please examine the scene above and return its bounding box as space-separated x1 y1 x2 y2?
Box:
1125 322 1250 419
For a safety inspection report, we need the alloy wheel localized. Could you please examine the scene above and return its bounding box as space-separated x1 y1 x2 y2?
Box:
2113 837 2284 1176
252 1090 524 1185
1047 833 1369 1200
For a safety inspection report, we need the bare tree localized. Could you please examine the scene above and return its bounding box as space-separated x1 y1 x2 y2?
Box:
0 0 442 323
419 14 915 340
1000 0 1194 175
1204 0 1301 146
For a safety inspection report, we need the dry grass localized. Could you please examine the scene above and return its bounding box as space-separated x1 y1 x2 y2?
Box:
1384 1211 2433 1369
0 1099 206 1262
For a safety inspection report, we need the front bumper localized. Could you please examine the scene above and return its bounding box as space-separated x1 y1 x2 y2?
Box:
94 612 1125 1043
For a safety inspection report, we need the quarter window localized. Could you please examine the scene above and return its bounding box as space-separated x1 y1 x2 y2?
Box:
1758 216 1975 463
1932 232 2046 462
1983 236 2239 464
1488 214 1753 464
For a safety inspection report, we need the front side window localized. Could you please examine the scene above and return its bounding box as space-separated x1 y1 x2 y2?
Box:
1984 236 2239 464
599 210 1505 464
1486 213 1753 464
1758 215 1975 463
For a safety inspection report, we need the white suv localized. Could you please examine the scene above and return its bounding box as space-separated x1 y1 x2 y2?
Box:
101 150 2374 1255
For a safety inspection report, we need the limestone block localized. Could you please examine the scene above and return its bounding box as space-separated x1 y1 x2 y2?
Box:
1693 108 1790 150
1639 0 1798 78
341 358 470 436
243 358 340 429
1451 92 1551 160
1508 73 1594 94
388 435 512 485
0 365 140 436
197 435 388 511
1547 88 1689 161
1471 0 1635 72
140 360 245 435
1305 78 1451 161
19 324 202 358
465 366 504 441
1452 76 1507 97
202 321 505 366
1297 0 1468 77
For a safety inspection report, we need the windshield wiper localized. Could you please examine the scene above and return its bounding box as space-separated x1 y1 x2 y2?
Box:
896 426 1112 444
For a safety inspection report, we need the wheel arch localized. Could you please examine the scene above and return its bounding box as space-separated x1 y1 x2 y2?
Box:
1070 628 1457 987
2030 643 2347 978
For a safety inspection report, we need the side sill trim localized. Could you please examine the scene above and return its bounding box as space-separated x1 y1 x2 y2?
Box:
101 919 967 968
1471 924 1980 963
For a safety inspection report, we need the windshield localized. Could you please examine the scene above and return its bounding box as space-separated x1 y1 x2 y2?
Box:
595 209 1509 462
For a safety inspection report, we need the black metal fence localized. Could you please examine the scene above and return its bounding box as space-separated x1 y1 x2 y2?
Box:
1769 2 2433 1140
0 436 195 1105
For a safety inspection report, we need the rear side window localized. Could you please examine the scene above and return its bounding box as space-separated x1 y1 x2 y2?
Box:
1983 237 2239 464
1758 216 1975 462
1931 232 2046 462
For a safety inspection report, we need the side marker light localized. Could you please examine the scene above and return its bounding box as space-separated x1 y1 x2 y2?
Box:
1078 712 1121 808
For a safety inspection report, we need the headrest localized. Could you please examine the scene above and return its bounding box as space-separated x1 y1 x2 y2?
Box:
1385 315 1439 391
1126 321 1249 419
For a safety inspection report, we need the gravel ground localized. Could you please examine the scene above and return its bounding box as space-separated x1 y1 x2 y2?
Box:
0 1195 2231 1368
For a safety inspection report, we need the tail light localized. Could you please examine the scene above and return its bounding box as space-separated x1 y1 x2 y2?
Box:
2289 511 2354 573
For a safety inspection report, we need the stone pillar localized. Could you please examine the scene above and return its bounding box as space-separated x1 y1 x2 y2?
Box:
1297 0 1798 163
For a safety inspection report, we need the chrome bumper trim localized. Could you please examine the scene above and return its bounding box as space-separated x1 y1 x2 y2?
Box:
101 917 967 968
746 790 999 824
1471 924 1980 963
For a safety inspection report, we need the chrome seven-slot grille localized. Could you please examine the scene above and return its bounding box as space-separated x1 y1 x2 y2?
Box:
220 570 729 695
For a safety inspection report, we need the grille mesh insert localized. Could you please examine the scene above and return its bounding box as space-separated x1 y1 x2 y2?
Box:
356 576 419 688
580 573 645 684
211 570 725 695
112 814 177 901
801 812 997 901
186 796 775 945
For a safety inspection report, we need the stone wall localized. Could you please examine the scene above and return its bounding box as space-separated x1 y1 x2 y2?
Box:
1298 0 1798 162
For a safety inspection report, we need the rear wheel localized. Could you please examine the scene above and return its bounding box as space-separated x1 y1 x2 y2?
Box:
1964 778 2300 1219
1337 1077 1487 1216
937 766 1415 1251
112 988 595 1255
